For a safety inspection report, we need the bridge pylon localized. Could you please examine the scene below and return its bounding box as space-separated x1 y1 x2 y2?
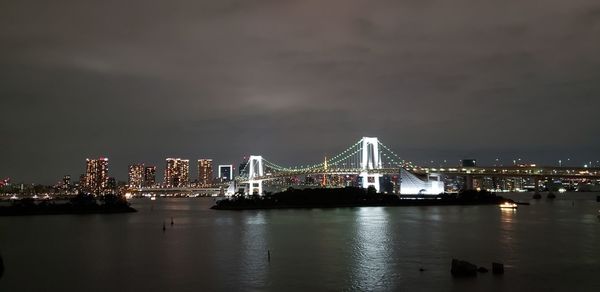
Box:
247 155 264 195
359 137 383 192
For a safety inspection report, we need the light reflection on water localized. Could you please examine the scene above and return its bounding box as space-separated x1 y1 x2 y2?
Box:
499 208 517 257
350 207 392 290
239 212 268 290
0 192 599 291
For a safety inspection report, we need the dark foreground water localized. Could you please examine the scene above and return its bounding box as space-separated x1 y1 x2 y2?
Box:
1 192 599 291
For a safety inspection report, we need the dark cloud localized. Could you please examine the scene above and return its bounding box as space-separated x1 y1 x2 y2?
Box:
1 0 600 183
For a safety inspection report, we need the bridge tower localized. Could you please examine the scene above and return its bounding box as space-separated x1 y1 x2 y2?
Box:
247 155 264 195
360 137 383 192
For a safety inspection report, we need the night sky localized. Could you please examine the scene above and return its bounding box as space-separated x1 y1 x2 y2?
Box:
2 0 600 183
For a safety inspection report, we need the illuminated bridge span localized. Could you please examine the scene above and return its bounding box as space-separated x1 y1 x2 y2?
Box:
415 166 600 191
233 137 443 195
231 136 600 196
416 166 600 178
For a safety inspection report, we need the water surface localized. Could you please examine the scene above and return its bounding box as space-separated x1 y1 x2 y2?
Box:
1 192 599 291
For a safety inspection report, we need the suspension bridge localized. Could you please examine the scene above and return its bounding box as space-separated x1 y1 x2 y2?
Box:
231 137 443 195
130 136 600 196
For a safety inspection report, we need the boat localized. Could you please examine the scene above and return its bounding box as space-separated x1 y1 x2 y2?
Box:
499 202 518 209
150 196 156 201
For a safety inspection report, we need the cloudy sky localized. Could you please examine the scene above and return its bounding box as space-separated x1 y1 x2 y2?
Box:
1 0 600 183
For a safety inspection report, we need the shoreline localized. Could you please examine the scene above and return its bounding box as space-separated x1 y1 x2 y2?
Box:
211 200 507 210
211 188 510 210
0 205 137 216
0 194 137 216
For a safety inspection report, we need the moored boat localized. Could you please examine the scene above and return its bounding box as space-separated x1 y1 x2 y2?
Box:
499 202 518 209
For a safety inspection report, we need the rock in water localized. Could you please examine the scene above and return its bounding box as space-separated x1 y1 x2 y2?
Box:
492 262 504 274
478 267 489 273
451 259 477 277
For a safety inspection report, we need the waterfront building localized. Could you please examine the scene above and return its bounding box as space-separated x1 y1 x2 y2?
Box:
164 158 190 187
144 166 156 187
128 164 145 188
198 159 213 186
84 157 109 194
218 165 233 181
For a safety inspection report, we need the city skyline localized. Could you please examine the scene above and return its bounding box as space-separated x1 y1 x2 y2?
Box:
2 1 600 183
61 148 600 187
4 144 600 185
43 137 600 196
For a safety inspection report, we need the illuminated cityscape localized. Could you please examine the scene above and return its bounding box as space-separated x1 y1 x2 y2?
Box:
27 137 591 198
2 1 600 291
2 144 599 197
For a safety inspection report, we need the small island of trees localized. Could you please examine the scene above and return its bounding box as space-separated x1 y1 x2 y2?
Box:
0 193 136 216
211 187 509 210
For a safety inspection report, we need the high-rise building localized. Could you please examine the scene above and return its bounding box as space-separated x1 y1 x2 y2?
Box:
164 158 190 187
198 159 213 186
218 165 233 181
165 159 177 187
144 166 156 187
128 164 145 188
85 157 109 194
180 160 189 186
